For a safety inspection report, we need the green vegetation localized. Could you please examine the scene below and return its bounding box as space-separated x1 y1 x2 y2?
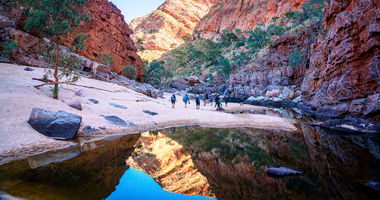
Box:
1 39 18 59
122 65 137 80
101 54 114 78
143 61 173 87
288 48 306 67
148 0 327 86
166 127 277 170
23 0 89 99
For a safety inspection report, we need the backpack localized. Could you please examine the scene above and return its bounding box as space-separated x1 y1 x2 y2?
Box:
171 96 175 102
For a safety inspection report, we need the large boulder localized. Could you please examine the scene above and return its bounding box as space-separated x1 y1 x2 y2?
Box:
28 108 82 139
266 167 303 177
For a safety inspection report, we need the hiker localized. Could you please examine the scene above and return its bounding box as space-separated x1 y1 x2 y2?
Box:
196 96 201 109
210 94 214 106
204 93 209 106
170 94 176 108
223 95 228 108
240 96 244 106
215 95 220 108
183 94 190 108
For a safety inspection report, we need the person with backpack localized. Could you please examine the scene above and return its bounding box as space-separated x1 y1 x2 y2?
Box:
215 95 220 108
204 93 209 106
223 95 228 108
170 94 176 108
240 96 244 106
196 96 201 109
183 94 190 108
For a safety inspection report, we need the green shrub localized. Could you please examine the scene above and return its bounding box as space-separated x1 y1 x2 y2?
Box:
1 39 18 59
144 61 173 87
122 65 137 79
288 48 306 67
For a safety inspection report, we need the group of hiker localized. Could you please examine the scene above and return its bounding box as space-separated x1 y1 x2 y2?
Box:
170 93 242 110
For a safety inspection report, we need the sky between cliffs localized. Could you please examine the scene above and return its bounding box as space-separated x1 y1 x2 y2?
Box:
110 0 166 23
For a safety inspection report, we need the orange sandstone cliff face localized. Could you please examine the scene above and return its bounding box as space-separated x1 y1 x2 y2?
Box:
66 0 144 79
196 0 304 39
129 0 217 61
2 0 144 80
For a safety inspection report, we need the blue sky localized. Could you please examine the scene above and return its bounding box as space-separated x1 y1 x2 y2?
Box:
110 0 166 23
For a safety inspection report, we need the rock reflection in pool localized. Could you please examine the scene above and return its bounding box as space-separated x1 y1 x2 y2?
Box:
107 168 215 200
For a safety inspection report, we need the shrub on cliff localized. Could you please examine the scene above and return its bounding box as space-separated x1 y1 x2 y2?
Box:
23 0 89 99
144 61 173 87
1 39 18 59
122 65 137 80
288 48 306 67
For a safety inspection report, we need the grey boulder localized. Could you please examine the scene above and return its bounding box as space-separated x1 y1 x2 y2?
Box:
82 125 99 134
24 66 34 71
88 99 99 104
28 108 82 139
67 101 82 111
143 110 158 116
266 167 303 177
75 89 86 97
109 102 127 109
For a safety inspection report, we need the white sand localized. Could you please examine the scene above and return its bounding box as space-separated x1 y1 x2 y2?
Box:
0 63 297 164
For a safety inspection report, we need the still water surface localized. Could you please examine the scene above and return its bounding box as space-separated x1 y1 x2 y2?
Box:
0 113 378 200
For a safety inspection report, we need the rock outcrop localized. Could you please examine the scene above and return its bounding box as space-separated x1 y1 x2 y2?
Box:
301 0 380 121
196 0 304 39
1 0 144 80
130 0 217 61
65 0 144 79
27 108 82 139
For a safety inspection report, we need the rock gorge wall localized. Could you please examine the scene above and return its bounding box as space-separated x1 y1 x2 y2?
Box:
225 0 379 121
67 0 144 79
129 0 217 61
301 0 380 120
196 0 304 39
1 0 144 80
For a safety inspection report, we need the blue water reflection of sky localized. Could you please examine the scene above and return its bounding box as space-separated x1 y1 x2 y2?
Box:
107 168 216 200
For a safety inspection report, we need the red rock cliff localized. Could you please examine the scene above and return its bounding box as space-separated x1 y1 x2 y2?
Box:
196 0 304 39
301 0 380 120
2 0 143 80
66 0 144 79
129 0 217 61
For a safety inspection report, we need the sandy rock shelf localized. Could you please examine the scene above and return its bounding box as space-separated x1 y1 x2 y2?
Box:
0 63 297 164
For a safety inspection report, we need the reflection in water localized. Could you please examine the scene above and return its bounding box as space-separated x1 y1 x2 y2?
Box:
0 124 378 200
127 131 215 198
107 168 214 200
140 126 379 200
0 134 141 200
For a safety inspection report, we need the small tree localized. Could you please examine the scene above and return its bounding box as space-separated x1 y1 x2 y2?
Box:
101 54 114 79
218 56 231 79
246 26 271 51
288 48 306 67
23 0 89 99
122 65 137 80
144 61 173 87
1 39 18 59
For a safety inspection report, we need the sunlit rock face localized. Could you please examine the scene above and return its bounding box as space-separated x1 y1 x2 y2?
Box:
2 0 144 80
0 134 141 200
64 0 144 79
127 131 215 198
129 0 217 61
301 0 380 120
196 0 304 40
